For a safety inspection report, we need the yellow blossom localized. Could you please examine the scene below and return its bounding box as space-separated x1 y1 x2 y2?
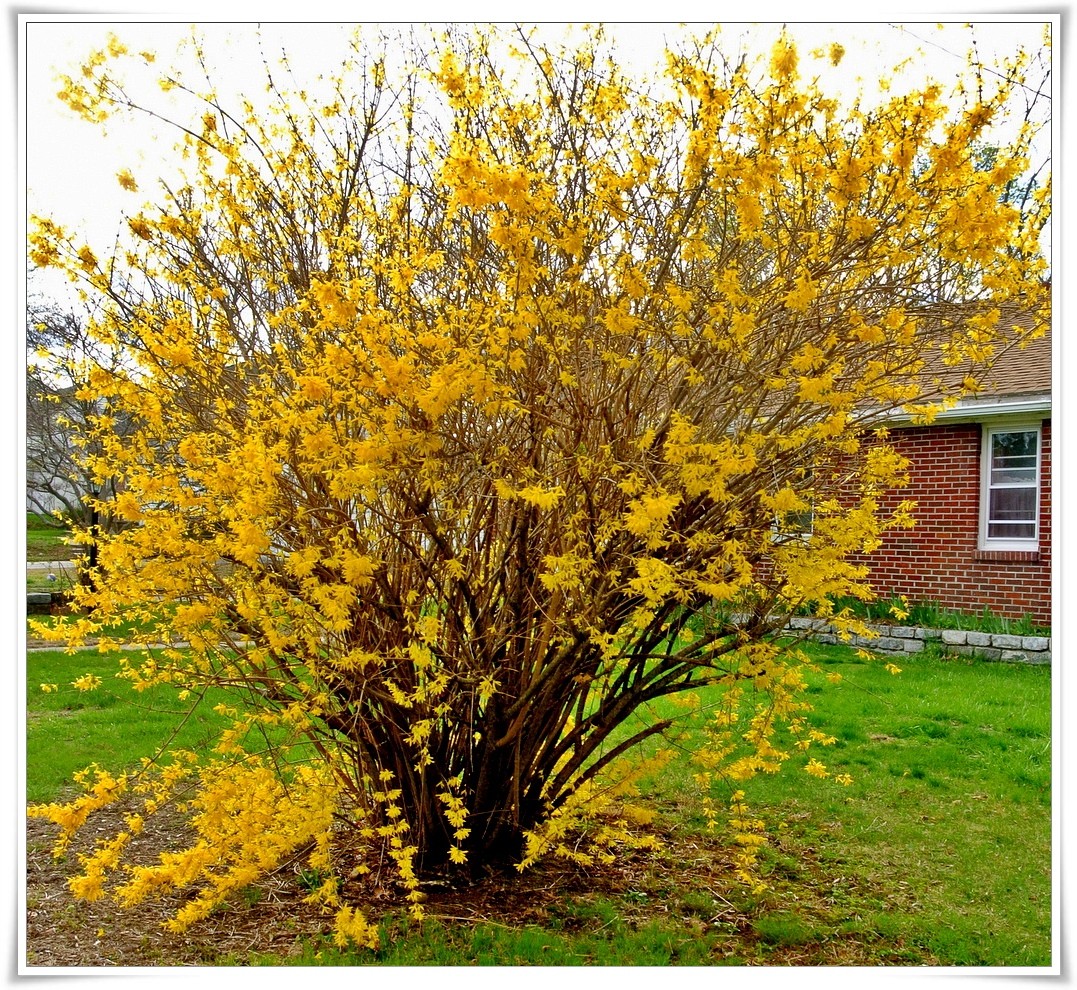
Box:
72 674 103 692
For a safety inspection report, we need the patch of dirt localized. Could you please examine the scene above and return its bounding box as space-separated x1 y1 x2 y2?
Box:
24 800 749 968
25 801 333 967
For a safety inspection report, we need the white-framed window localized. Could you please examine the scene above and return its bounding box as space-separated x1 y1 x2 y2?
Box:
772 504 814 544
980 421 1041 550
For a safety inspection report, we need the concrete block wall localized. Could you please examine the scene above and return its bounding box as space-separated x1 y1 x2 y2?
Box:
27 592 56 615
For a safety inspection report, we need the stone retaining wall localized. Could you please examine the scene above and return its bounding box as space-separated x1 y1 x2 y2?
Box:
785 616 1051 665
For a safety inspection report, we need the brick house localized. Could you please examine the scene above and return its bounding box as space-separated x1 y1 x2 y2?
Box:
851 321 1052 626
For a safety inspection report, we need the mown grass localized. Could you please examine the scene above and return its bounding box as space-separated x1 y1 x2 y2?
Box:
26 568 78 593
25 639 1053 967
315 909 725 966
26 514 77 562
607 644 1052 965
25 647 236 803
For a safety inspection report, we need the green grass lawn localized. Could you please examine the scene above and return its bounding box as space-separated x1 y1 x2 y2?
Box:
667 645 1052 966
25 648 235 803
24 639 1053 967
26 514 77 563
26 570 78 594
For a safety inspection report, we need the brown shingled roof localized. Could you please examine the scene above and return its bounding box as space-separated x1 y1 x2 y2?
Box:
917 300 1051 401
978 328 1051 396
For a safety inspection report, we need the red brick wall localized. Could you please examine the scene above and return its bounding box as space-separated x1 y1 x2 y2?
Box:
850 419 1052 626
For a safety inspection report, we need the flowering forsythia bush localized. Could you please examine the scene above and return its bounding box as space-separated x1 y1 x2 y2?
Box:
28 25 1049 946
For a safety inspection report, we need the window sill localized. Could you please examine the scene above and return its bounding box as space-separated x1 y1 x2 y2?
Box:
974 549 1041 563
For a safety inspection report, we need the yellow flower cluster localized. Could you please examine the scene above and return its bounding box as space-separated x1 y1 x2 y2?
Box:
519 749 672 872
32 751 393 949
723 790 768 892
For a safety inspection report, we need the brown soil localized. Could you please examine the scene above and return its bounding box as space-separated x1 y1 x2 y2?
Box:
24 799 753 968
26 808 333 966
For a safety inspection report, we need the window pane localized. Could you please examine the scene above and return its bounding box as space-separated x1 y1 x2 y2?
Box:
991 431 1037 484
992 431 1037 461
992 468 1037 485
989 487 1037 521
988 521 1037 539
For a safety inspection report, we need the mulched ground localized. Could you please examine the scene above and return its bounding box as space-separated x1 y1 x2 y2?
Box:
26 801 328 967
25 798 755 968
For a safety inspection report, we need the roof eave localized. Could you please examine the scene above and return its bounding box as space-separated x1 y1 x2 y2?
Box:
884 392 1052 427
